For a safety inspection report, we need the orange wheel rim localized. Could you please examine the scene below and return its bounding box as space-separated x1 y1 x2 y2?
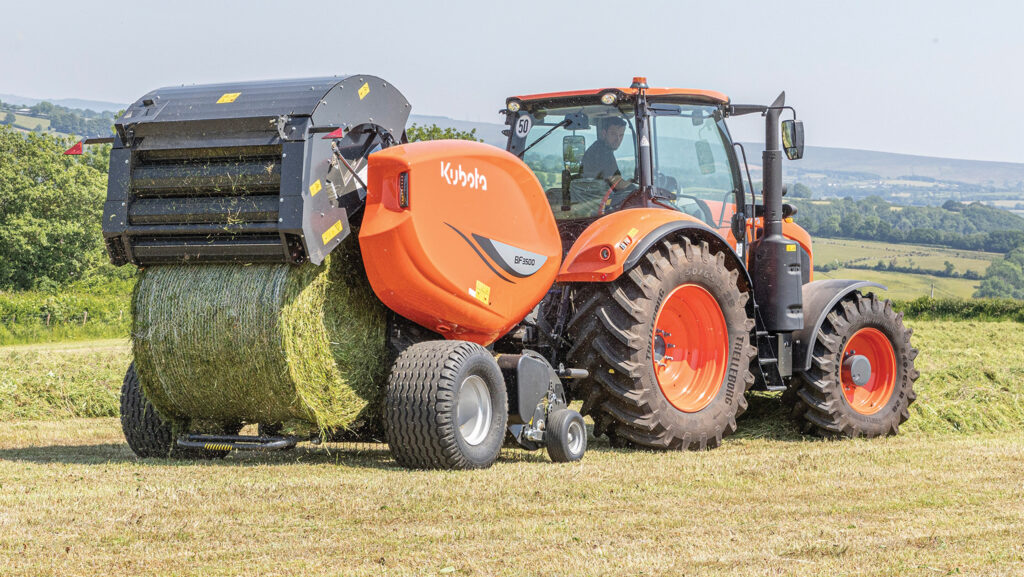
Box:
651 284 729 413
841 327 896 415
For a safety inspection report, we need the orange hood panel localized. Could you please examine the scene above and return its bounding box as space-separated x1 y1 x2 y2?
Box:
360 140 562 345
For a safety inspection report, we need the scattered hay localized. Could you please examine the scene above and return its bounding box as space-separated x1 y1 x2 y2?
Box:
131 241 388 434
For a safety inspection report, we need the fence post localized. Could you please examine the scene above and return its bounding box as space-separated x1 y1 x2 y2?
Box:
83 310 88 325
46 313 50 326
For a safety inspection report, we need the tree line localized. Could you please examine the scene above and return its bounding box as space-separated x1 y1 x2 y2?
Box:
791 196 1024 253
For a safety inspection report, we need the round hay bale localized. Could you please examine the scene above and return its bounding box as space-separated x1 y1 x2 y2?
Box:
131 242 389 434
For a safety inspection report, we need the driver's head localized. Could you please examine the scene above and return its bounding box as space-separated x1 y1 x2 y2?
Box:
598 117 626 150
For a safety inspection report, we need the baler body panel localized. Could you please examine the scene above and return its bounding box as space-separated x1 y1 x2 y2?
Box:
360 140 562 345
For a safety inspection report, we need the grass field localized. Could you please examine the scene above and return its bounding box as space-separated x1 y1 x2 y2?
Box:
2 321 1022 575
10 112 50 132
816 267 979 299
2 420 1022 576
813 237 998 276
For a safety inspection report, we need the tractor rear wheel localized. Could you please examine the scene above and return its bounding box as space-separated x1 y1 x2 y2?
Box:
120 363 233 459
566 237 756 450
384 341 508 469
785 292 918 437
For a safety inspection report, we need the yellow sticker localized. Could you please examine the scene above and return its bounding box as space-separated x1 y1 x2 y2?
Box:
321 220 344 245
627 227 640 238
474 280 491 305
358 82 370 100
309 179 322 197
217 92 241 104
786 244 797 252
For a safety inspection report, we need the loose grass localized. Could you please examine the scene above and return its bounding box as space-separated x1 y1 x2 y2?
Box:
0 419 1021 576
0 339 128 421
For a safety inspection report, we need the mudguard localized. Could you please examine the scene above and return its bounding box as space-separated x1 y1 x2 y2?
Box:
792 280 887 373
558 208 753 292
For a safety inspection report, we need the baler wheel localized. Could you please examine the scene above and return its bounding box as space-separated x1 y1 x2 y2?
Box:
566 237 757 450
784 292 918 437
384 341 508 469
545 408 587 462
120 363 233 460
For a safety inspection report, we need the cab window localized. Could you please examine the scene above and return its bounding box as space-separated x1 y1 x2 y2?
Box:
519 103 636 220
651 105 738 229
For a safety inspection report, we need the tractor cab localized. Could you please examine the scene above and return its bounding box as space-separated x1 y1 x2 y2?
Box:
504 78 744 248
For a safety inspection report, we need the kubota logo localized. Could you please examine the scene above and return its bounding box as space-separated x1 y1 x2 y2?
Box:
440 161 488 191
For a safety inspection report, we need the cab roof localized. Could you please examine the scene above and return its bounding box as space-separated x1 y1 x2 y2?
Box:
508 86 730 106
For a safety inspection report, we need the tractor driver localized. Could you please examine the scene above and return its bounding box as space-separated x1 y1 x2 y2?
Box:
581 116 630 191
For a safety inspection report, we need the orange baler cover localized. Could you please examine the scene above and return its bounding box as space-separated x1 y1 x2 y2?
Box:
359 140 562 345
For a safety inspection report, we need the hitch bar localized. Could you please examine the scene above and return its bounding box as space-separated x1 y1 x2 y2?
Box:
177 433 300 452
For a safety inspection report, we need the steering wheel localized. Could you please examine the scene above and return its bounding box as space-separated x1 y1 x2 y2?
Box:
599 179 651 215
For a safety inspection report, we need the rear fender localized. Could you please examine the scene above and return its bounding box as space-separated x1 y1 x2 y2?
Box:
558 208 752 291
792 280 887 373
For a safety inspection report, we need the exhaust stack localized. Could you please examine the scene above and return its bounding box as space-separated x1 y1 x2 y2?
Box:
750 92 803 333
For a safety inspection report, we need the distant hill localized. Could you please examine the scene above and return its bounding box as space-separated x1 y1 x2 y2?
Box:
407 114 1024 191
785 145 1024 189
0 93 124 114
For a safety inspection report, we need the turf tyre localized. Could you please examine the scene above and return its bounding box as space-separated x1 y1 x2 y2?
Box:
120 363 231 459
545 408 587 462
785 292 918 437
384 341 508 469
566 237 757 450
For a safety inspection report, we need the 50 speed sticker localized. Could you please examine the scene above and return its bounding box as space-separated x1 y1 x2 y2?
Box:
514 115 531 138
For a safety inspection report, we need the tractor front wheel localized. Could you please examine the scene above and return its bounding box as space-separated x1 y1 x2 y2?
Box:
785 292 919 437
567 237 757 450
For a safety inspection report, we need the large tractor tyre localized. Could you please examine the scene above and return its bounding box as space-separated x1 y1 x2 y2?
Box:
784 292 919 438
566 237 757 450
120 363 232 460
384 341 508 470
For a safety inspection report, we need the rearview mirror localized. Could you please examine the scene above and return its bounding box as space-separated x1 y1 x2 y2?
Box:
781 119 804 160
563 135 585 172
695 140 716 175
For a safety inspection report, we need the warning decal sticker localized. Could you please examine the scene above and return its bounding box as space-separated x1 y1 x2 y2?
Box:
321 220 344 245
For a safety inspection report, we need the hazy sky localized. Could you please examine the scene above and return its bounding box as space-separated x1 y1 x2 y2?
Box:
3 0 1022 162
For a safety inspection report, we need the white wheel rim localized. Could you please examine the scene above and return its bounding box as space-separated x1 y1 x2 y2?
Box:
567 419 585 454
457 375 492 446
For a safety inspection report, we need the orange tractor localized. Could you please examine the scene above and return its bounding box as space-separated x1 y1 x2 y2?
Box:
78 75 918 469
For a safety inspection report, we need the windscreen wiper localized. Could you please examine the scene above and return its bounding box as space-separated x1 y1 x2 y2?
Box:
520 119 571 157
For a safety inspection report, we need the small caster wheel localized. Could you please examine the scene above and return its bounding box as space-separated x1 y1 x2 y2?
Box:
546 408 587 463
